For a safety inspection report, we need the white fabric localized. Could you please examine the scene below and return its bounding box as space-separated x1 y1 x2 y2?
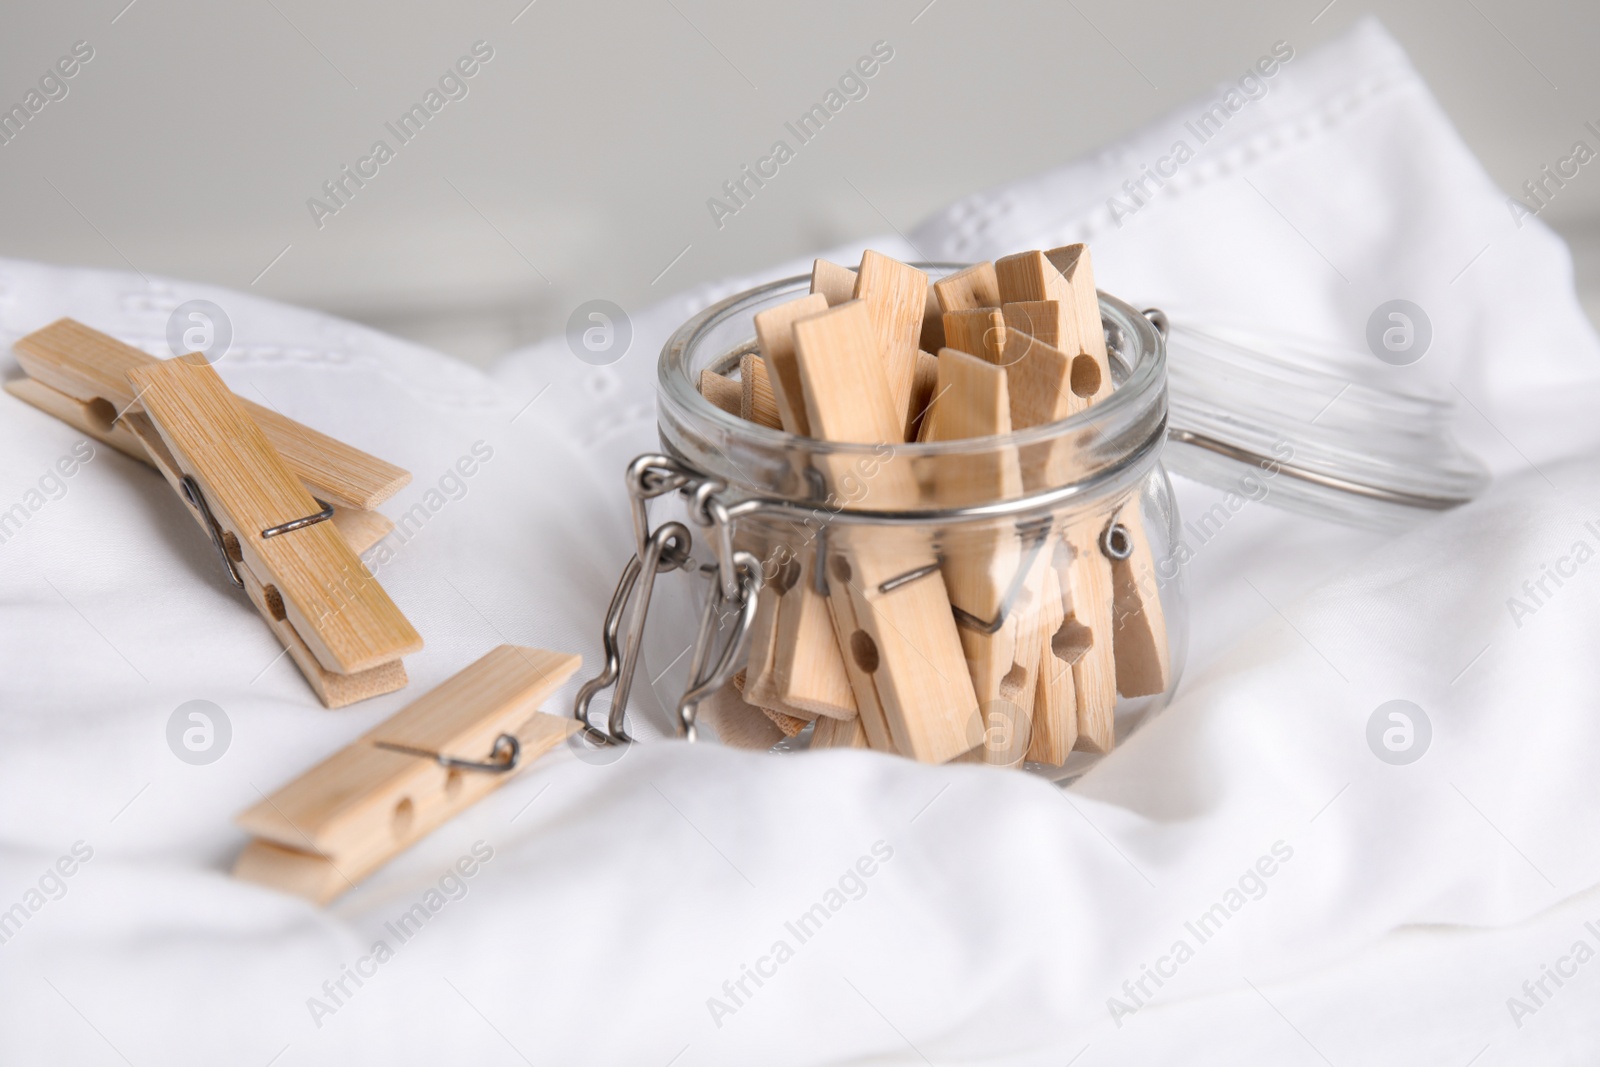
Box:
2 17 1598 1065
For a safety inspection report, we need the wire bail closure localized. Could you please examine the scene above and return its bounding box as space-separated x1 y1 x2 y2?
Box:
573 455 764 747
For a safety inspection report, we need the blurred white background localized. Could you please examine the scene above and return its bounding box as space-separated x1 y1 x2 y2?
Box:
1 0 1596 366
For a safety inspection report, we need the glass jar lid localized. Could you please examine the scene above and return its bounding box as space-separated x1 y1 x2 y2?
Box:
1156 317 1490 529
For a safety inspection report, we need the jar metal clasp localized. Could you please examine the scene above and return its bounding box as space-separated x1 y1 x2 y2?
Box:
572 454 763 746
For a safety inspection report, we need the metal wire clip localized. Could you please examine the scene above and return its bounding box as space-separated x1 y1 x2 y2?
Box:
573 454 763 746
178 473 335 589
373 733 522 774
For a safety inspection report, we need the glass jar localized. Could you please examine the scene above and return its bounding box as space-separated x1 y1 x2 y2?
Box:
575 266 1188 781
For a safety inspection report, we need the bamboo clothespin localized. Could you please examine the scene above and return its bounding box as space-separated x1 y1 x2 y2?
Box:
924 348 1048 765
996 250 1112 399
748 293 861 724
1027 561 1080 763
125 355 422 705
810 259 858 307
996 251 1117 752
998 246 1170 752
1042 244 1113 399
1042 244 1169 702
768 553 857 720
852 251 930 442
793 300 979 763
754 292 830 435
234 645 581 903
739 581 825 723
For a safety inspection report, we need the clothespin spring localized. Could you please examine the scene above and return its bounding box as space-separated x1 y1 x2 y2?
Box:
373 733 521 774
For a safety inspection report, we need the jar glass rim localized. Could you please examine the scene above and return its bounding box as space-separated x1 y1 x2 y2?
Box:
657 263 1167 459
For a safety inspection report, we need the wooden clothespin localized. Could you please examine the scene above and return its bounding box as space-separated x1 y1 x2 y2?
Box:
739 581 823 723
852 251 930 442
1042 244 1169 703
924 348 1049 765
1042 244 1114 399
793 300 979 763
810 259 858 307
1027 562 1079 763
749 293 862 725
1001 246 1172 751
123 355 422 705
234 645 580 903
754 292 830 435
995 253 1116 753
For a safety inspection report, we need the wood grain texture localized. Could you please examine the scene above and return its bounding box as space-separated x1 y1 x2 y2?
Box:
122 411 408 707
1027 563 1079 765
907 350 940 443
4 375 147 460
1043 244 1166 712
127 357 422 675
933 262 1001 313
739 353 783 430
817 556 895 753
6 375 406 552
699 369 742 416
751 292 828 435
852 251 929 442
1043 244 1112 404
15 318 411 510
1110 506 1171 698
772 556 858 719
996 252 1106 406
1001 300 1080 359
235 646 580 902
810 713 868 749
810 259 858 307
232 709 577 903
998 329 1083 431
995 250 1069 305
330 507 394 556
924 349 1041 766
740 584 799 716
793 302 979 763
1062 524 1117 754
942 308 1007 365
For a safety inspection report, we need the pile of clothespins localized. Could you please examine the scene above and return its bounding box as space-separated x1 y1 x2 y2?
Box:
8 323 580 903
694 246 1170 767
